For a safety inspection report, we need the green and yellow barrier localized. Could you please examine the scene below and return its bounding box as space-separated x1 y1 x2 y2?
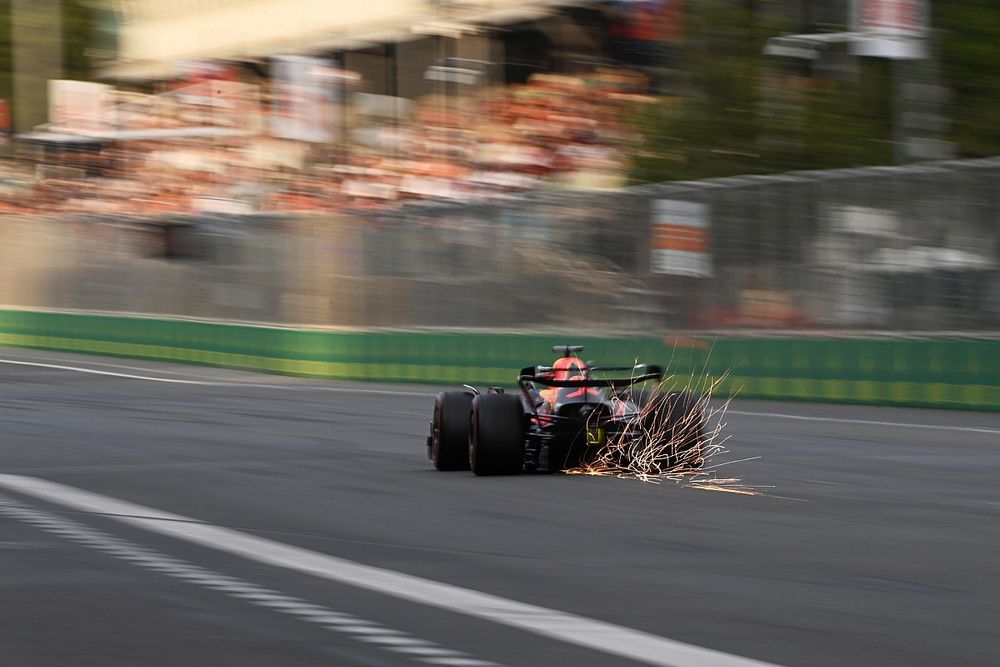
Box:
0 309 996 411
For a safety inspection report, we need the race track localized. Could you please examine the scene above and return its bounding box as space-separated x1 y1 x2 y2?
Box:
1 347 998 667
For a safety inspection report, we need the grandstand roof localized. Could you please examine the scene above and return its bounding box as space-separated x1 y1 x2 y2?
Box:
104 0 595 80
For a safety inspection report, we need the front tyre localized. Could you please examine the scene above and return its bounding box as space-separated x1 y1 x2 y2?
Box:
430 391 473 470
469 393 524 476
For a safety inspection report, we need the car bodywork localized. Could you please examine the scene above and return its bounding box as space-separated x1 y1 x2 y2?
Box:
426 346 706 476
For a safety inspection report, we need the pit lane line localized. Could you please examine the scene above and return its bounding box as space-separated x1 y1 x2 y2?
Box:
0 474 780 667
3 356 997 435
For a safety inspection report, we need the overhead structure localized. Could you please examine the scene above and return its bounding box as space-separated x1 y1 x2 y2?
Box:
765 0 929 61
104 0 599 80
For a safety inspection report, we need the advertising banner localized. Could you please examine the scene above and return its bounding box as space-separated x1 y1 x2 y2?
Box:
857 0 926 37
48 80 115 134
651 199 712 277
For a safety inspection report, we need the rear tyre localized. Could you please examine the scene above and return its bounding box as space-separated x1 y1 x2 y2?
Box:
664 391 706 468
469 393 524 476
545 442 577 473
430 391 473 471
673 391 707 467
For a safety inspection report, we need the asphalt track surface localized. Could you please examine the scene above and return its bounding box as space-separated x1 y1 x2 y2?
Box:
1 346 998 667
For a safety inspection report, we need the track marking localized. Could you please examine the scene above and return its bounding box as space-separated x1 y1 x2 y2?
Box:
1 353 256 379
5 355 996 433
0 358 221 384
0 492 499 667
727 410 1000 435
0 358 430 396
0 474 779 667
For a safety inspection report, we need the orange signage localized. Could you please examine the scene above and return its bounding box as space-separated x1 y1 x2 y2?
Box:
651 200 712 277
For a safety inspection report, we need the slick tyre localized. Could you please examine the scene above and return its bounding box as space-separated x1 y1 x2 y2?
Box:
431 391 473 471
663 391 706 469
469 393 524 476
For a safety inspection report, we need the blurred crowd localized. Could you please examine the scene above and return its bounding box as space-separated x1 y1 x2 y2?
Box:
0 68 653 216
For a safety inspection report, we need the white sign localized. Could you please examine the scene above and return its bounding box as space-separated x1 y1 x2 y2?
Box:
270 55 335 143
852 0 928 59
48 80 114 134
651 200 712 277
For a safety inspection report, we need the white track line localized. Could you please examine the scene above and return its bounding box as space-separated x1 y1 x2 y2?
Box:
0 358 430 396
7 355 993 434
0 359 221 384
0 474 778 667
0 492 498 667
3 353 251 378
727 410 1000 435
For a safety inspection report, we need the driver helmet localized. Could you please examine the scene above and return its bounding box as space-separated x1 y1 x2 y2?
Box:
552 356 587 381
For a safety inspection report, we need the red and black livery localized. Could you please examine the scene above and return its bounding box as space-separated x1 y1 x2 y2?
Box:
426 345 706 475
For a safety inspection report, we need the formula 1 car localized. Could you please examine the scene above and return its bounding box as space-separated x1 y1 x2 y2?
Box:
426 345 706 475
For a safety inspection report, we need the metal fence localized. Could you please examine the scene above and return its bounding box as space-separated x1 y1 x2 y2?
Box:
2 157 998 331
626 159 1000 331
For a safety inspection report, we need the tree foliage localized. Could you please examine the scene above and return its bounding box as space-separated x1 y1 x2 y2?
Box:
62 0 94 81
0 0 93 130
630 1 772 183
631 1 1000 184
935 1 1000 157
0 1 11 105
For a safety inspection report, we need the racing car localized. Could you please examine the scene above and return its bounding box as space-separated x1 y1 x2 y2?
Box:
426 345 706 475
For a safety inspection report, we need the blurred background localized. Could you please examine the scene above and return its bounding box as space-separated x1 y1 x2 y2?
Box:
0 0 997 332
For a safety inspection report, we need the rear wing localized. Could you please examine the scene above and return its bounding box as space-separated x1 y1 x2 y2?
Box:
518 364 664 389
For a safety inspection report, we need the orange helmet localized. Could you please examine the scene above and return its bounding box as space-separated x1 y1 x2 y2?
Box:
552 357 587 381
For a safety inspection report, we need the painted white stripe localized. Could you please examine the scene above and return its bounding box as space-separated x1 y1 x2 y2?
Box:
366 637 456 658
0 358 431 396
7 355 994 432
337 626 407 636
0 359 221 385
0 492 497 666
227 591 299 601
3 354 257 378
200 583 268 593
254 599 324 610
269 605 342 617
358 637 445 649
315 618 380 627
313 617 362 626
0 474 778 667
727 410 1000 435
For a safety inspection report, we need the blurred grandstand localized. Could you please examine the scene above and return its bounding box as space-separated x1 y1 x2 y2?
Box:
5 0 666 215
6 68 650 215
0 1 996 333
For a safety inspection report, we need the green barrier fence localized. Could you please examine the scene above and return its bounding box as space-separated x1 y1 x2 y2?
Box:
0 309 996 411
